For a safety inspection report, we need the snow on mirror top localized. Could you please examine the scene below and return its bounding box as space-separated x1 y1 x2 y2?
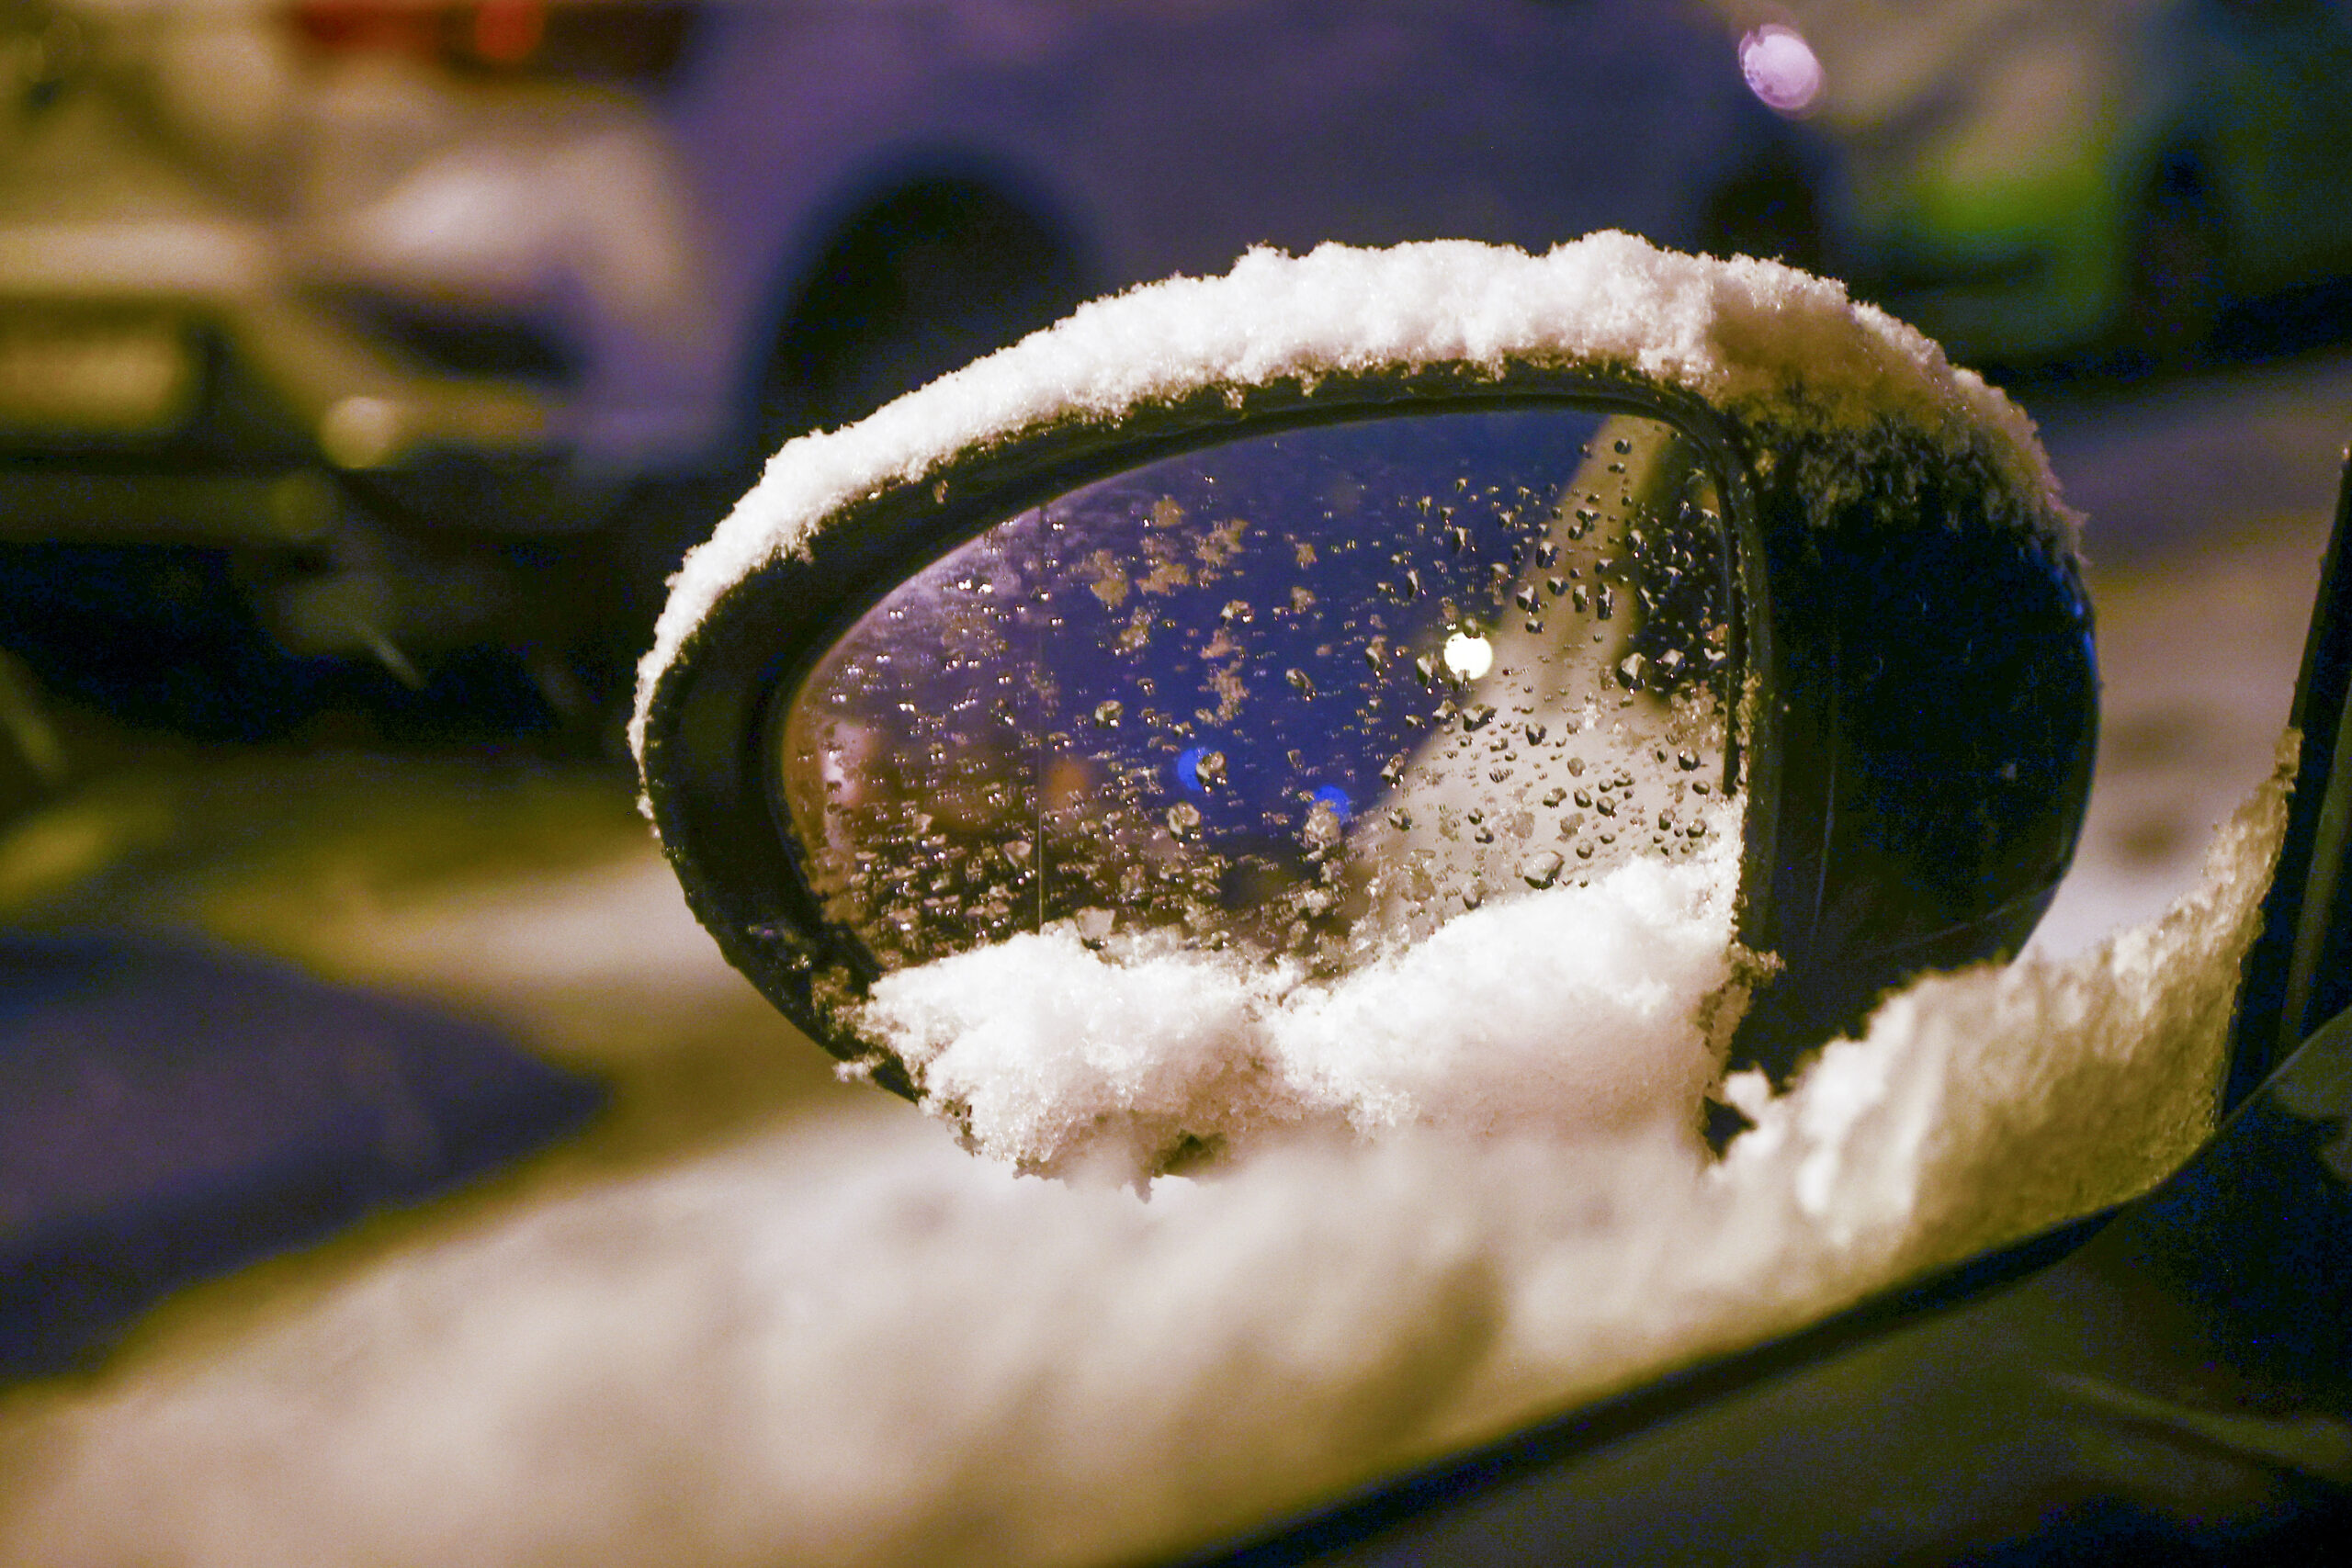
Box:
779 406 1741 1047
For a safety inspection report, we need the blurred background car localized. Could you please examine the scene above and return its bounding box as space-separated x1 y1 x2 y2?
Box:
1746 0 2352 371
0 0 1834 750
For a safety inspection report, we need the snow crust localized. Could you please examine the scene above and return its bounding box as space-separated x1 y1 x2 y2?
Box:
634 236 2074 757
0 749 2290 1568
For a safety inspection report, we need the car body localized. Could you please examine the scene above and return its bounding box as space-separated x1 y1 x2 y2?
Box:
0 0 1833 733
1782 0 2352 367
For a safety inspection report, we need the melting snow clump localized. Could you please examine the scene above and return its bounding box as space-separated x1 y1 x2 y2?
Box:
863 838 1748 1179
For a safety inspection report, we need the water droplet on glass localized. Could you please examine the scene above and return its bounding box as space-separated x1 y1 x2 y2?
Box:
1092 699 1124 728
1616 651 1647 690
1167 802 1203 837
1521 850 1564 889
1286 668 1316 698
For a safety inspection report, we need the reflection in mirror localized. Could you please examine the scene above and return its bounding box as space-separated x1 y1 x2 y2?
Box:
777 407 1740 1003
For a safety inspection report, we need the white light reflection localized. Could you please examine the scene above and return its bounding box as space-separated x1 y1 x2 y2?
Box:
1442 630 1493 681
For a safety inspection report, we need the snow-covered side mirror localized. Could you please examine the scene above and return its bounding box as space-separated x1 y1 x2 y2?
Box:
634 240 2095 1126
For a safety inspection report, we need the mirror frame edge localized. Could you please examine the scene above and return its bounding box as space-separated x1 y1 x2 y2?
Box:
637 362 1785 1093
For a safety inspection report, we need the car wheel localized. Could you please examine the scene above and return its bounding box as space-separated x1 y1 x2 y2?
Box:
2113 157 2226 374
754 177 1090 448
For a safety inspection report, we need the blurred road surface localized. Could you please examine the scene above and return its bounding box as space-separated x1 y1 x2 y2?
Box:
2024 347 2352 954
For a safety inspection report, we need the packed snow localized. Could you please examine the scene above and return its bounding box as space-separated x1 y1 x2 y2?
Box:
0 747 2287 1567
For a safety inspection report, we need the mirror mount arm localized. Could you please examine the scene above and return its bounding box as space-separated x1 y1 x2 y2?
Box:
2231 440 2352 1109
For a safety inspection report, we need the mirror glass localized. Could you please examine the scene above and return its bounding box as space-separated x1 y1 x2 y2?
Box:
776 406 1742 986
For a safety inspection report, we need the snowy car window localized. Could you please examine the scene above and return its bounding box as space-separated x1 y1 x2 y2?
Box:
780 407 1739 986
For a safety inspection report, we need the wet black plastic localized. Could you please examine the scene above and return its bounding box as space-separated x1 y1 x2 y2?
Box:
1730 434 2099 1078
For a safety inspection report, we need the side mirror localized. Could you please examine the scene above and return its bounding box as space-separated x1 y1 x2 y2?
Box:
634 240 2097 1154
